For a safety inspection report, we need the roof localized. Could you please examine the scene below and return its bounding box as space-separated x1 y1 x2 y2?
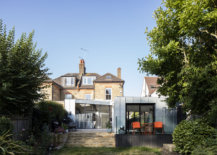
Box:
94 73 124 83
45 72 123 89
144 77 159 95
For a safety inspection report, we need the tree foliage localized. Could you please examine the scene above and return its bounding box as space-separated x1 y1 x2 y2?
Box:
138 0 217 119
0 20 49 115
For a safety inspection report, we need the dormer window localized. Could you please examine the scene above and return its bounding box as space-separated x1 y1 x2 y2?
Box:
65 77 74 86
82 76 96 85
106 75 112 79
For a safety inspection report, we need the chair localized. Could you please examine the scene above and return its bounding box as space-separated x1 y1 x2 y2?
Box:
153 122 164 134
132 122 141 134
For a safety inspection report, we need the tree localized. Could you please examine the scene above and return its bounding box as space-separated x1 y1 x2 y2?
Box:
0 20 49 116
138 0 217 121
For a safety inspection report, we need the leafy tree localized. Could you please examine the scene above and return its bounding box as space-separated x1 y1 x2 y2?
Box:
0 20 49 116
138 0 217 121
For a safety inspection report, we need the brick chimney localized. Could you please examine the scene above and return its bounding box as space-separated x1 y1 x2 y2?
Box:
79 59 86 75
117 67 121 79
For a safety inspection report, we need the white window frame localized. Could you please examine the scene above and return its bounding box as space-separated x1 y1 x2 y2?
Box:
105 88 112 100
82 76 96 85
65 77 75 86
65 94 72 99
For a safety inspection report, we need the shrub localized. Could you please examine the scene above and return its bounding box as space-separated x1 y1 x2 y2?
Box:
0 132 31 155
192 131 217 155
173 119 216 154
38 101 66 124
32 101 67 134
0 116 13 135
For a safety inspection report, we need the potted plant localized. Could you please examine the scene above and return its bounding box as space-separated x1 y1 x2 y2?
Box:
106 121 112 133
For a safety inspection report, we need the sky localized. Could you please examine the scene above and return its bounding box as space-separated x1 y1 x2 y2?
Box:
0 0 162 96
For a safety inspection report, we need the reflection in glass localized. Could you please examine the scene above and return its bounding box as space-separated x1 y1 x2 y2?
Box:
75 104 111 129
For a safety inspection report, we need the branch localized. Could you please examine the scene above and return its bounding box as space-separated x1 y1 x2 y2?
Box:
179 48 189 65
199 29 217 40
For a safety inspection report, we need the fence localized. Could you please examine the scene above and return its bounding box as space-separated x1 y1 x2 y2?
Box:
10 116 32 140
115 134 172 148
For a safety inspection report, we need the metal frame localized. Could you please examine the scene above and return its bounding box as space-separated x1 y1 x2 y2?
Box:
125 103 155 133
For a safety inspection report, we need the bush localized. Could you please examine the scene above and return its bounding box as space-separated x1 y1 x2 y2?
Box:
32 101 67 133
0 116 13 135
173 119 216 154
192 132 217 155
0 132 31 155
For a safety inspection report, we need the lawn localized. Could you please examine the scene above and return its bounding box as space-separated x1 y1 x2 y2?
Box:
53 147 161 155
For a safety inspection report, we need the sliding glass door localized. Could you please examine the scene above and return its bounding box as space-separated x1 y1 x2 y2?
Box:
126 104 155 133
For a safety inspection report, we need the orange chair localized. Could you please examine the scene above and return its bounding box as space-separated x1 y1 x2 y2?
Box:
153 122 164 134
132 122 141 135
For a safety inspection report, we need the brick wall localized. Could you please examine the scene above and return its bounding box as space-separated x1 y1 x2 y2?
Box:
61 89 95 100
40 82 52 100
94 83 123 101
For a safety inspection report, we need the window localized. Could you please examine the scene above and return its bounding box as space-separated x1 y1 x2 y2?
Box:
65 77 74 86
82 76 96 85
65 94 72 99
106 75 112 79
85 94 92 100
105 88 112 100
150 85 155 89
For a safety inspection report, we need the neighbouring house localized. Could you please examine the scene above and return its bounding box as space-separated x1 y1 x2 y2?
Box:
141 76 160 97
41 59 124 129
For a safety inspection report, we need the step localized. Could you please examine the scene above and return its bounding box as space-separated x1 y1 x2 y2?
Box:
66 132 115 147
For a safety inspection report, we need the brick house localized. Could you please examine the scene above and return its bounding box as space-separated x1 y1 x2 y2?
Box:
42 59 124 102
41 59 124 129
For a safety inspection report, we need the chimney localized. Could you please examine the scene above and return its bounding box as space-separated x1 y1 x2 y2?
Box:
117 67 121 79
79 59 86 75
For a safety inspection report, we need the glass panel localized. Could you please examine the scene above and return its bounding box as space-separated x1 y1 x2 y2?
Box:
65 77 74 86
106 88 111 100
87 77 92 84
75 103 111 129
126 104 154 133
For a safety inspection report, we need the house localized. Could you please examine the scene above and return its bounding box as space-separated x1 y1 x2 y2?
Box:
42 59 124 102
141 77 160 97
41 59 124 129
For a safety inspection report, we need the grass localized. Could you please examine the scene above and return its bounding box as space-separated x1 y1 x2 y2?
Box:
52 146 161 155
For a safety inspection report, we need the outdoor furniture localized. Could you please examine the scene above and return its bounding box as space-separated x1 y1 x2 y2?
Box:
132 122 141 134
141 123 153 135
153 121 164 134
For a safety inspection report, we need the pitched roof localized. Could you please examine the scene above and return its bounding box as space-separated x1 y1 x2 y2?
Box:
61 73 79 77
144 77 159 95
94 73 124 83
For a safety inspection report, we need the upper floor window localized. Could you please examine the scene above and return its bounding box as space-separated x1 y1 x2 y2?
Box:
65 77 74 86
82 76 96 85
105 88 112 100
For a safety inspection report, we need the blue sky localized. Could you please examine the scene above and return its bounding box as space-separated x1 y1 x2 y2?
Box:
1 0 162 96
